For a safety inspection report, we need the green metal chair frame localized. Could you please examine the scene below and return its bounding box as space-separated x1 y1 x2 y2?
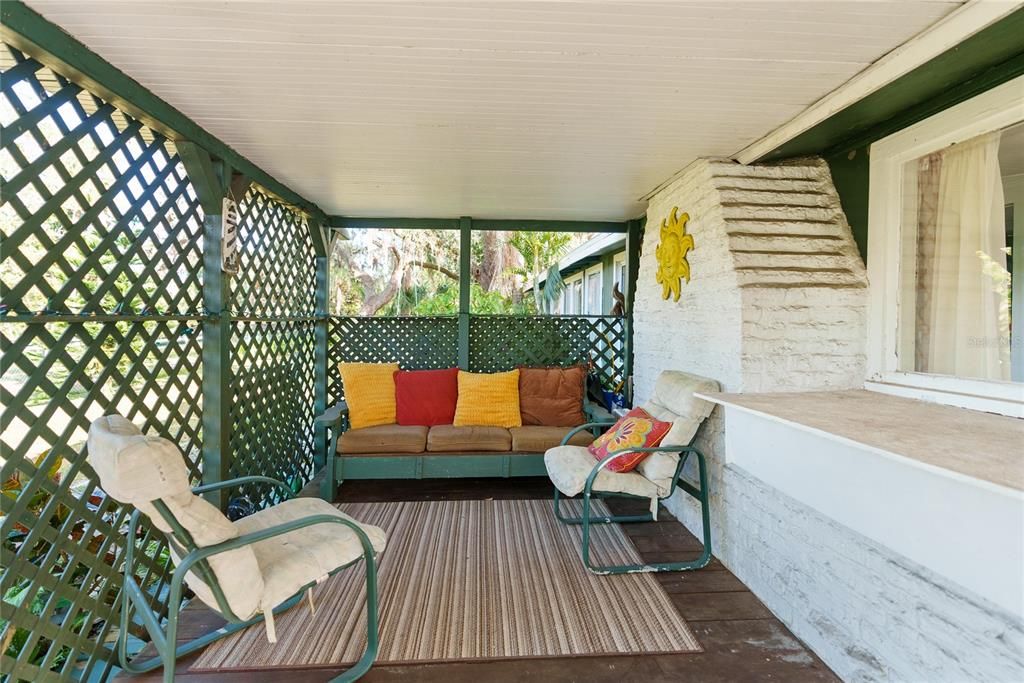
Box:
116 475 380 683
552 421 712 575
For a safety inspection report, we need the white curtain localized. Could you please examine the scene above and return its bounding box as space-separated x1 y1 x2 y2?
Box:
915 131 1010 380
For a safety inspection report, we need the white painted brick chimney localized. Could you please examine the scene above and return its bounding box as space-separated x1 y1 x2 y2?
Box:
632 158 1022 682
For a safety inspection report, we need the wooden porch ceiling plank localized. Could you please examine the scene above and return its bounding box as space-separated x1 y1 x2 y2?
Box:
0 0 327 223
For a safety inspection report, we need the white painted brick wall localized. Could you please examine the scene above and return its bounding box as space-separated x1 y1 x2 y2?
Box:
633 157 1021 681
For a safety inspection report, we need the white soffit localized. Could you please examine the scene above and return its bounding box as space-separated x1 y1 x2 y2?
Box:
28 0 964 221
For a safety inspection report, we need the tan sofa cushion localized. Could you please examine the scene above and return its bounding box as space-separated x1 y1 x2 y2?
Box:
427 425 511 452
339 425 428 454
510 426 593 452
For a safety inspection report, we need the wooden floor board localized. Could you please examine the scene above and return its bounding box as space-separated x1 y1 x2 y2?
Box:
115 477 837 682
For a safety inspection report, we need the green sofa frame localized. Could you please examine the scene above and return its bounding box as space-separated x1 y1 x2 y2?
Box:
315 400 611 499
115 475 380 683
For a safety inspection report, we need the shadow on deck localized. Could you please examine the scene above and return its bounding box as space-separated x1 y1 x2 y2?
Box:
117 478 837 682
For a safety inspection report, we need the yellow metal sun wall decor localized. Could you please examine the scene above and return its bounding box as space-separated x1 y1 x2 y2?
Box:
655 206 694 301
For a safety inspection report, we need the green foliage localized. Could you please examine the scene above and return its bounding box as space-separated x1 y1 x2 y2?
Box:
409 282 536 315
508 231 573 313
332 228 582 316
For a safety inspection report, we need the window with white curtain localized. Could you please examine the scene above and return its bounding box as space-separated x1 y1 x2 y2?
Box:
900 127 1017 381
867 76 1024 416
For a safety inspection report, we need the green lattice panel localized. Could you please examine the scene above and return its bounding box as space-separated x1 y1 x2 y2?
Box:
327 316 459 404
228 320 316 506
1 45 204 681
230 188 316 317
227 188 318 507
469 316 626 391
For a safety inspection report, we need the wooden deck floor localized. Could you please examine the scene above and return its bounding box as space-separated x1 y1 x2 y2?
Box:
118 478 837 682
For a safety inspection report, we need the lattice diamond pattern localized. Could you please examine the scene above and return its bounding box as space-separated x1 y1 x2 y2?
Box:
469 316 626 391
1 45 204 682
228 321 316 502
0 48 204 318
227 189 318 507
327 315 625 404
230 188 315 317
327 316 459 404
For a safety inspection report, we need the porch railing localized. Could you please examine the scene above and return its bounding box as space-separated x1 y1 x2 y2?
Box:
327 314 627 406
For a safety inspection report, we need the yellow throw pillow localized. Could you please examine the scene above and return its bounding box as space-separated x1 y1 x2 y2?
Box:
339 362 399 429
453 370 522 428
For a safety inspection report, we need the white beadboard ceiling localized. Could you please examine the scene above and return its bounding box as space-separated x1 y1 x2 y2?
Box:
28 0 964 221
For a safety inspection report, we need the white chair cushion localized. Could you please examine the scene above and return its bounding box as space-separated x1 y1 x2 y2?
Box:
235 498 387 609
88 416 264 620
155 493 265 621
87 415 192 503
544 445 662 499
88 416 387 627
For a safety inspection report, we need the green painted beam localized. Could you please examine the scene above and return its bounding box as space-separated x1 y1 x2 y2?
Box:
314 254 329 470
623 218 643 403
329 216 628 232
0 0 327 222
306 215 327 258
470 219 626 233
761 7 1024 161
458 217 471 369
197 159 232 510
176 141 225 215
330 217 461 231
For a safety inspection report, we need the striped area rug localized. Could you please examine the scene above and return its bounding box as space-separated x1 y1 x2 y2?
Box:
192 498 701 670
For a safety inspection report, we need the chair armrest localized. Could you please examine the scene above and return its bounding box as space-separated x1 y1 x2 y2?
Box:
177 513 378 573
167 512 380 620
561 421 617 445
583 400 615 423
192 475 294 499
314 401 349 429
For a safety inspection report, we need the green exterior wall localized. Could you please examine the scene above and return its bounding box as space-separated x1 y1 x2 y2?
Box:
825 145 871 262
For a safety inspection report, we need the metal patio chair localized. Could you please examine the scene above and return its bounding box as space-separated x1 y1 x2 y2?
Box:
544 371 719 574
87 415 386 682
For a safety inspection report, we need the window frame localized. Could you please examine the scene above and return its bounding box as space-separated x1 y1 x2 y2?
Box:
562 272 584 314
865 75 1024 417
584 263 603 315
613 251 627 296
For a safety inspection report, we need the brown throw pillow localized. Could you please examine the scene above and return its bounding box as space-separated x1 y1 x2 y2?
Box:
518 366 587 427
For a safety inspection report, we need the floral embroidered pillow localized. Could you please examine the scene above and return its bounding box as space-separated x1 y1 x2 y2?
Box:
588 407 672 473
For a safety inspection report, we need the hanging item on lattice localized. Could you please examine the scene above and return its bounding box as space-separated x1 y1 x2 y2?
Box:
221 197 241 273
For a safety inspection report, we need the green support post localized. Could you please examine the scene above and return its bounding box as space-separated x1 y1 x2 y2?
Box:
623 217 643 403
313 221 330 475
180 141 235 509
458 216 472 370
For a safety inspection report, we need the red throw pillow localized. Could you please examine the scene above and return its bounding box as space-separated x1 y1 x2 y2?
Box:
588 407 672 473
395 368 459 426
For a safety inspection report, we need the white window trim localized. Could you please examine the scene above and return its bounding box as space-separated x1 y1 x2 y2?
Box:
612 252 627 290
584 263 603 315
865 75 1024 418
563 272 584 314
